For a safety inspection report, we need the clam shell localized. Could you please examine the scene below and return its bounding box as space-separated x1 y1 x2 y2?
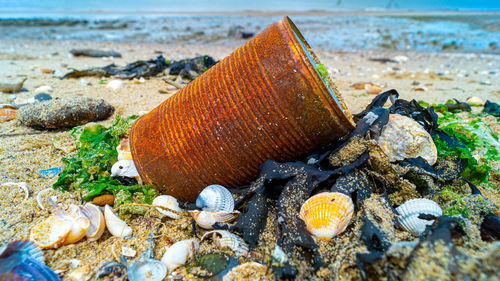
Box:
104 205 133 238
299 192 354 241
189 210 240 229
396 198 442 236
196 184 234 212
377 114 437 165
80 203 106 241
128 259 167 281
202 230 249 258
152 195 183 219
111 160 139 178
160 239 199 273
222 262 267 281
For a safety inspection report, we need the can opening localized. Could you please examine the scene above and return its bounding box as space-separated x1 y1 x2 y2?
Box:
285 17 354 125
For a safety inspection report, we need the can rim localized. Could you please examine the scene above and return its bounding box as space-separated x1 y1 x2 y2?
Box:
281 16 356 130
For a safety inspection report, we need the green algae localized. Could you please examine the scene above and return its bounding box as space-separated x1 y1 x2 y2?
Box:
316 63 330 89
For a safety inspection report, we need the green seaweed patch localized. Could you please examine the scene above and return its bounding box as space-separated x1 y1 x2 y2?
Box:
316 63 331 89
440 186 493 218
114 187 159 217
53 115 148 201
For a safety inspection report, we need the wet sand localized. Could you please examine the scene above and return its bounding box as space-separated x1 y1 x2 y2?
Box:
0 38 499 280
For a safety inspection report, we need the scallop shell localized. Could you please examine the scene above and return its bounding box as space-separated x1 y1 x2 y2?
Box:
80 203 106 241
128 259 167 281
222 262 267 281
160 239 199 273
299 192 354 241
202 230 249 257
196 184 234 212
396 198 442 236
104 205 133 238
111 160 139 178
189 210 240 229
377 114 437 165
152 195 183 219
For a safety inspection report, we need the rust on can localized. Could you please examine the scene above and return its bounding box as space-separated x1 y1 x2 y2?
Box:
129 16 355 202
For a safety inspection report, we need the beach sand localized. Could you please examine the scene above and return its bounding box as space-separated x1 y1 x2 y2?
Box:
0 38 499 280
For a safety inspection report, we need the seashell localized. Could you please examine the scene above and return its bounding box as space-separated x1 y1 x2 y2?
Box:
376 114 438 165
106 79 123 90
222 262 267 281
40 67 54 74
34 85 54 95
95 261 126 279
466 96 484 106
104 205 133 238
365 84 383 95
92 194 115 206
111 159 139 178
117 138 133 160
152 195 184 219
396 198 442 236
0 77 27 93
80 203 105 241
160 239 199 273
299 192 354 241
0 240 60 281
189 210 240 229
0 108 17 122
196 184 234 212
1 182 29 203
122 246 136 257
202 230 249 257
68 265 91 281
128 259 167 281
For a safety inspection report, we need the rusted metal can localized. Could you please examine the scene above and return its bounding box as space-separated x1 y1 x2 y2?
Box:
130 16 355 202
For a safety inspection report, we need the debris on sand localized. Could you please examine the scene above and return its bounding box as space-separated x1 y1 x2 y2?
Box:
0 77 27 93
16 97 114 129
70 48 122 58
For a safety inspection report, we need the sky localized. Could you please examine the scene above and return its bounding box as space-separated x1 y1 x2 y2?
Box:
0 0 498 12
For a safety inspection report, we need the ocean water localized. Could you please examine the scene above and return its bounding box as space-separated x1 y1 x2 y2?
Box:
0 12 498 54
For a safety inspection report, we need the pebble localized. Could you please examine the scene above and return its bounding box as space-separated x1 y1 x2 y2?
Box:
480 80 492 86
80 78 90 86
106 79 123 90
34 85 53 95
92 194 115 206
39 67 54 74
0 78 27 93
365 84 383 95
17 97 114 129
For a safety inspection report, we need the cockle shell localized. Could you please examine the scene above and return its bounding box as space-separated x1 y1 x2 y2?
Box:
160 239 199 273
377 114 437 165
152 195 184 219
196 184 234 212
189 210 240 229
396 198 442 236
80 203 106 241
202 230 249 257
104 205 133 238
111 159 139 178
117 138 133 160
299 192 354 241
222 262 267 281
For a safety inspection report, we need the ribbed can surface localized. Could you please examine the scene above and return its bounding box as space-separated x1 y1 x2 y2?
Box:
130 16 355 202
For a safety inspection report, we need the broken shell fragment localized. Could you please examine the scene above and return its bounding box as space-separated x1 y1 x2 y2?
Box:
80 203 106 241
0 108 17 122
104 205 133 238
196 184 234 212
396 198 442 236
152 195 184 219
160 239 199 273
202 230 249 258
111 159 139 178
376 114 438 165
117 138 133 160
299 192 354 241
365 84 383 95
189 210 240 229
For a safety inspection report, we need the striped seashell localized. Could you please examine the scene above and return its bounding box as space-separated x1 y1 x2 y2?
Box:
396 198 442 236
196 184 234 212
299 192 354 241
152 195 184 219
201 230 249 257
189 210 240 229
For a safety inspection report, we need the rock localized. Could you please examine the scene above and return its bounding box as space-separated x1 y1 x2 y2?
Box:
70 49 122 58
93 194 115 206
17 97 114 129
0 78 27 93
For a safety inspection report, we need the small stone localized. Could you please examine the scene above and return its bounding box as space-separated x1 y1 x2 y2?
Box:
0 78 27 93
40 67 54 74
365 84 383 95
34 85 53 95
17 97 114 129
480 80 492 86
106 79 123 90
93 194 115 206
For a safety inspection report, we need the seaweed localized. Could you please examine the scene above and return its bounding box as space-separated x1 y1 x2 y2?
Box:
52 115 159 204
316 63 330 88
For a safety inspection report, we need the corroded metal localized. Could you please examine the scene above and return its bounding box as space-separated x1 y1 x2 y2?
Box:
129 16 355 202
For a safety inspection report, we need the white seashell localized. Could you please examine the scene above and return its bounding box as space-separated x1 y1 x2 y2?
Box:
189 210 240 229
1 182 29 203
33 85 53 95
128 259 166 281
396 198 442 236
201 230 249 257
122 246 136 257
160 239 199 273
36 188 55 210
104 205 133 238
111 160 139 178
152 195 184 219
80 203 106 241
466 96 484 106
393 55 409 63
106 79 123 90
196 184 234 212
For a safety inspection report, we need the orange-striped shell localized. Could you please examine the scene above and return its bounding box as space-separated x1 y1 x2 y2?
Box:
299 192 354 241
0 108 17 122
